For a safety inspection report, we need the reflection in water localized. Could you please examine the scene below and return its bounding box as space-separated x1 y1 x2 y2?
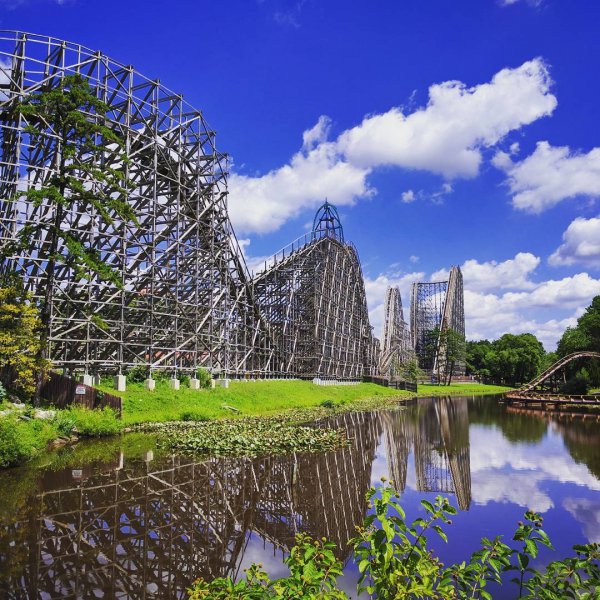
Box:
1 396 599 598
383 398 471 510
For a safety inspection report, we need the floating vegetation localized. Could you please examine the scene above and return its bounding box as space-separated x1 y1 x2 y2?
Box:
148 419 349 457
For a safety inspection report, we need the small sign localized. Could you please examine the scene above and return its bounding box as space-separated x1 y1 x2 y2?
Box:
75 385 86 395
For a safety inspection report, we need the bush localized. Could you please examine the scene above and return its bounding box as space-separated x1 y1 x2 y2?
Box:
560 375 590 395
320 399 335 409
53 410 77 436
179 374 191 387
0 416 56 467
68 406 122 437
196 367 212 389
179 410 210 422
127 365 148 383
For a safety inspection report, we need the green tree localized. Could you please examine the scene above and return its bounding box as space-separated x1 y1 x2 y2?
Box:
0 282 49 396
441 328 466 385
465 339 492 378
401 358 424 384
556 296 600 385
487 333 546 386
1 74 135 402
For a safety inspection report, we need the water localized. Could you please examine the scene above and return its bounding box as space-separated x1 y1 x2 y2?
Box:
0 395 599 598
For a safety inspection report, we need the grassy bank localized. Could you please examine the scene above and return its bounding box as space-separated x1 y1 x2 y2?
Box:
0 380 511 468
98 379 512 426
0 406 121 468
100 380 410 425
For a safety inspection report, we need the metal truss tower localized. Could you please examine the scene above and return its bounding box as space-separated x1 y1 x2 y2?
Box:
0 31 275 377
379 286 414 377
410 266 465 377
252 206 379 380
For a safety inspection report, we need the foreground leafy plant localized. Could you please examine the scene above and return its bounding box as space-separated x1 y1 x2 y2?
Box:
189 534 347 599
188 481 600 599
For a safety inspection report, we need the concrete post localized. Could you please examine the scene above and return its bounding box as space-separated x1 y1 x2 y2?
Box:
189 378 200 390
144 378 156 391
169 378 180 390
80 373 94 387
210 379 216 389
114 375 126 391
217 378 230 389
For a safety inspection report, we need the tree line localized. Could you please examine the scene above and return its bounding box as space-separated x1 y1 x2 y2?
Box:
466 295 600 391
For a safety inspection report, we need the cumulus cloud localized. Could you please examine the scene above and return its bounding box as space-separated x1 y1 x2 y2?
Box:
338 59 555 178
431 252 539 292
549 216 600 268
229 59 556 234
401 190 416 203
427 253 598 348
494 141 600 213
500 0 543 6
228 140 372 234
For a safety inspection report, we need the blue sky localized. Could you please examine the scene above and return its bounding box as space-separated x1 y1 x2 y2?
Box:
2 0 600 348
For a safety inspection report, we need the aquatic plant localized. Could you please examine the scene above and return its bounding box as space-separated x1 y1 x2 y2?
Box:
150 419 349 457
189 481 600 599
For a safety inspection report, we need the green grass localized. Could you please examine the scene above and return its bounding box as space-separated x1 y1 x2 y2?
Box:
98 379 512 425
100 380 409 425
417 383 512 396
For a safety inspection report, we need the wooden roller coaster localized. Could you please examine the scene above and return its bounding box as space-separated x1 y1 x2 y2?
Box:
504 351 600 407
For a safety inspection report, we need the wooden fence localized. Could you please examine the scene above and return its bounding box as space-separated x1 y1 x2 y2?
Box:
363 375 418 393
40 372 122 416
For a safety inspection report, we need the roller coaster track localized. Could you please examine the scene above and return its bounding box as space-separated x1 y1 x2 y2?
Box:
520 351 600 392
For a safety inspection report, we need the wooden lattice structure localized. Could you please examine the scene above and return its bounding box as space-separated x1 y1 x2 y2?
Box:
0 31 387 380
252 223 379 379
380 286 414 377
410 266 465 377
0 30 277 377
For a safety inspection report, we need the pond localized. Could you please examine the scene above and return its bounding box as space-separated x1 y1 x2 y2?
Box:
0 394 599 598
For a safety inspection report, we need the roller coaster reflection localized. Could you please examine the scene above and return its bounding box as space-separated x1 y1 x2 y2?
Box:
0 399 471 598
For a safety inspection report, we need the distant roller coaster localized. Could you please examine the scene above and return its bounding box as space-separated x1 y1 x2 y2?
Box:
0 32 378 380
410 266 465 378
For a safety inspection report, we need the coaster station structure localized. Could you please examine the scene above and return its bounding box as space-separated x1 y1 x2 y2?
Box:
0 32 378 381
410 266 465 378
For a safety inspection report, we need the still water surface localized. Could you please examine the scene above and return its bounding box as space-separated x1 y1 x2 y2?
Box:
0 395 599 598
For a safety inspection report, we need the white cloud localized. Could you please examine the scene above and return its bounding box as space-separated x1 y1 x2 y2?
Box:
337 58 555 179
228 140 372 234
424 253 600 348
494 141 600 213
500 0 543 5
229 59 556 234
409 255 419 264
549 216 600 268
401 190 416 203
462 252 540 292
